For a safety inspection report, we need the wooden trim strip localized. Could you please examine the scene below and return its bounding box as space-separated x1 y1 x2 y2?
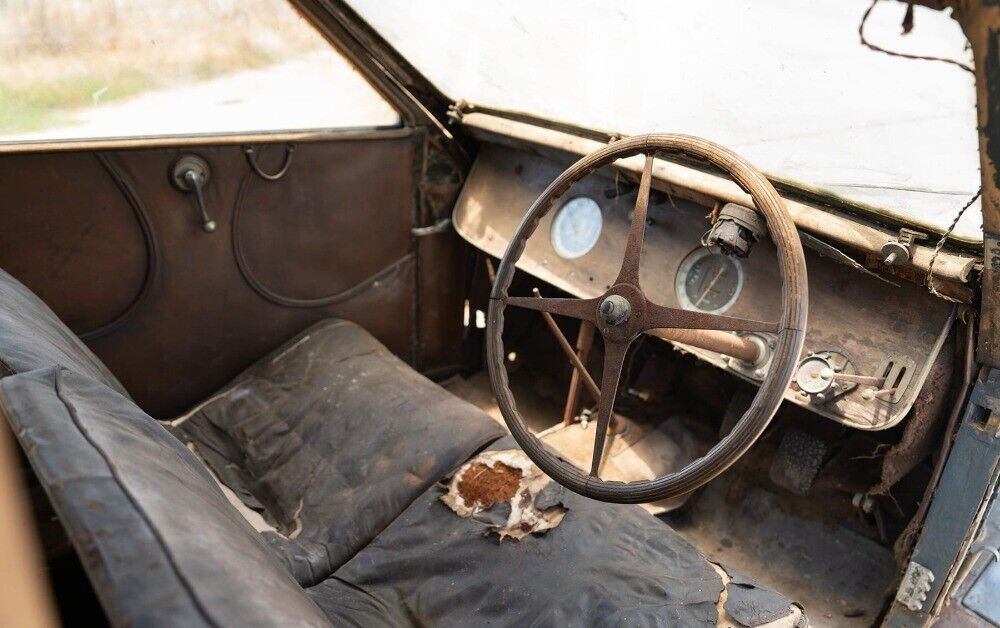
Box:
0 126 412 156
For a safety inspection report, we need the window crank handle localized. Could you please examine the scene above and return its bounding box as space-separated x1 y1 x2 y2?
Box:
182 170 216 233
170 155 216 233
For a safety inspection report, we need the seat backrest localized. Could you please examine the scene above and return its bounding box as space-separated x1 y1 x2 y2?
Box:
0 268 127 397
0 367 329 627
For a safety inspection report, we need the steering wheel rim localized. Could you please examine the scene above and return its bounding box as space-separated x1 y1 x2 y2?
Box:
487 134 808 504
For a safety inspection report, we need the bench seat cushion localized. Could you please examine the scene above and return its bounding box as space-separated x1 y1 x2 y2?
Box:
171 319 505 585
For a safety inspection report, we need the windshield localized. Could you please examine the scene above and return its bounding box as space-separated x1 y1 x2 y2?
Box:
349 0 982 243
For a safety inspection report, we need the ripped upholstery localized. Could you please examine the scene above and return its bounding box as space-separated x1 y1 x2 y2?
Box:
0 267 807 626
441 449 567 540
170 319 505 585
711 563 806 628
309 436 727 627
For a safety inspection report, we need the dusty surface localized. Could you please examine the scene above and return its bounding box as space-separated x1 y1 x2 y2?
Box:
666 479 894 628
354 0 982 242
443 371 562 433
445 372 711 514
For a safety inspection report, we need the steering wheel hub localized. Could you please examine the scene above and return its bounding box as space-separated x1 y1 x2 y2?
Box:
599 295 631 326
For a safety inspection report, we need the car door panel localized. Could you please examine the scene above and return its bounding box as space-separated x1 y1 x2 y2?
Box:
0 128 452 417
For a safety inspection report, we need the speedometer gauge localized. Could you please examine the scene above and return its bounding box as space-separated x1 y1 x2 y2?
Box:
675 248 744 313
550 197 603 259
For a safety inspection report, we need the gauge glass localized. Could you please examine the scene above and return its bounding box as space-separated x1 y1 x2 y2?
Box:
550 197 603 259
674 248 744 313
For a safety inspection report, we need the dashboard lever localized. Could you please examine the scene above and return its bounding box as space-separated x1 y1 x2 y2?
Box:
819 369 885 387
170 155 216 233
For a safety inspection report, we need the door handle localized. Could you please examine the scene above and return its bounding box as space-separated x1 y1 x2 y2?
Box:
170 155 216 233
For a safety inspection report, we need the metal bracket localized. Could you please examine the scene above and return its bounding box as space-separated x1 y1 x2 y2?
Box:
447 99 473 123
881 228 928 266
865 356 917 404
896 561 935 612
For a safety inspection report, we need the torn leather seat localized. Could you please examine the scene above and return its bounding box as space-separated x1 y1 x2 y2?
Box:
167 318 505 585
310 437 806 628
0 268 806 626
0 267 503 585
3 369 805 627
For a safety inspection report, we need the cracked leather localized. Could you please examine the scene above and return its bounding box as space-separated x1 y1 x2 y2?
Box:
0 367 331 627
171 318 505 586
310 436 728 627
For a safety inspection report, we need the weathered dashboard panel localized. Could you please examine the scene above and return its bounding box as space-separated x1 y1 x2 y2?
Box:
455 144 954 429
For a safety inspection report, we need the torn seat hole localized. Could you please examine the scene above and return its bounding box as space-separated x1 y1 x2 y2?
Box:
441 450 567 541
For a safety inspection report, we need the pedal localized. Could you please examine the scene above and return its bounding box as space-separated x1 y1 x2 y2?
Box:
768 429 827 495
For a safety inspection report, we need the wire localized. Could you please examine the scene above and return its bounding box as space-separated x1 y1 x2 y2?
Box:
859 0 974 74
927 188 982 302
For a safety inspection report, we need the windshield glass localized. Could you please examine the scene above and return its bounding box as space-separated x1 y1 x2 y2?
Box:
349 0 982 243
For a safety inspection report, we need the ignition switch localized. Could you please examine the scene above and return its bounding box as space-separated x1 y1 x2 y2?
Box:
702 203 766 258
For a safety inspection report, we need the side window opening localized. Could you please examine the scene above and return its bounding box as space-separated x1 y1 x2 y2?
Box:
0 0 401 144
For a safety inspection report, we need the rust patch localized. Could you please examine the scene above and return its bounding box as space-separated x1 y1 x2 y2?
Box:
457 462 522 508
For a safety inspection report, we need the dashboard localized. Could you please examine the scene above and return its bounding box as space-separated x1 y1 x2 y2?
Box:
453 144 956 430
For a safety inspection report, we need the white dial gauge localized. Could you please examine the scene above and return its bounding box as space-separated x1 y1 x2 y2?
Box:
550 196 603 259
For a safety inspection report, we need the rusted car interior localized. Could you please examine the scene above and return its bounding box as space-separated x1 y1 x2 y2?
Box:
1 1 999 627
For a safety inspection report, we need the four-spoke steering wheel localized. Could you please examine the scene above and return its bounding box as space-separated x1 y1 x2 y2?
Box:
487 134 808 503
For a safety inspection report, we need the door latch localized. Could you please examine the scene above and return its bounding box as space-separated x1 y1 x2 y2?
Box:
170 155 216 233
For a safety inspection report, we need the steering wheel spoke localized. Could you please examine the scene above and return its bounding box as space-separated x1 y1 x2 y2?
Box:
614 153 655 287
589 339 630 477
504 295 599 322
642 300 780 334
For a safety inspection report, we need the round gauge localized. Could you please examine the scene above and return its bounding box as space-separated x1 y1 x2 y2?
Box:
550 196 603 259
674 248 744 313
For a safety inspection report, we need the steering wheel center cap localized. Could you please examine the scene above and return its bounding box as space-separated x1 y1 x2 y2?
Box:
599 295 632 326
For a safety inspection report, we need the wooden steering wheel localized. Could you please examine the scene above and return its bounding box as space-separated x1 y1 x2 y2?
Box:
487 134 808 503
